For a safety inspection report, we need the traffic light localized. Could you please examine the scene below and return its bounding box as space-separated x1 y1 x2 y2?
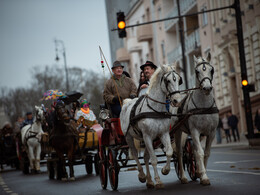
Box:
242 79 255 92
117 12 127 38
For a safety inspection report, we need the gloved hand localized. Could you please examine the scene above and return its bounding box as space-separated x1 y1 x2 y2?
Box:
129 94 136 99
112 96 122 104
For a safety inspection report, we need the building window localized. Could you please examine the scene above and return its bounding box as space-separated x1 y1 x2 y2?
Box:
201 5 208 26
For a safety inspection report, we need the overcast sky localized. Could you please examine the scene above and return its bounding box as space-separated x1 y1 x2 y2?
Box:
0 0 111 89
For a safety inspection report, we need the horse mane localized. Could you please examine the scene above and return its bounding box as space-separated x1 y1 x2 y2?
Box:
147 64 176 94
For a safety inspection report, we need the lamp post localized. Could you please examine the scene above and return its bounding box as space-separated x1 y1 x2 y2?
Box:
54 39 69 92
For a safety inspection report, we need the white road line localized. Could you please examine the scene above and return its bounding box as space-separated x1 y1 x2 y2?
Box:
214 159 260 164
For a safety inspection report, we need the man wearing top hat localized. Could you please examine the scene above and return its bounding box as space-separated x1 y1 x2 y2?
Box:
138 60 158 97
103 60 137 117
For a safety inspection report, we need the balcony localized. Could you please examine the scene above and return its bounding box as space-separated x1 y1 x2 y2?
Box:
137 25 153 42
185 28 200 53
164 0 197 31
127 37 142 53
167 45 182 63
116 47 130 62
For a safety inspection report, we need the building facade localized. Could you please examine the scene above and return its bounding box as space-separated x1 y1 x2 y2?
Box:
105 0 260 135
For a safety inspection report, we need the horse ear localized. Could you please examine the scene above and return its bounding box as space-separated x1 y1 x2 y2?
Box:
161 65 168 73
35 105 38 110
206 52 211 62
193 55 198 64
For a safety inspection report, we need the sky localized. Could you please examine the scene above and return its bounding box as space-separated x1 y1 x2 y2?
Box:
0 0 111 89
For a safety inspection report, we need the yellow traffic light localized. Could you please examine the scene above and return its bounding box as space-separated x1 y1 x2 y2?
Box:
242 79 248 86
118 21 126 29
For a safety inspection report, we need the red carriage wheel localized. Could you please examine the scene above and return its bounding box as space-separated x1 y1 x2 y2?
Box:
99 146 108 189
108 148 119 190
185 139 197 181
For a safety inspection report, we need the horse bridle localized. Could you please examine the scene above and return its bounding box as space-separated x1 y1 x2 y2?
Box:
160 69 183 98
195 60 214 88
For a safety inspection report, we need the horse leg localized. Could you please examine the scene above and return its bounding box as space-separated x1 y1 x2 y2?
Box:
204 133 214 168
125 135 146 183
160 132 173 176
191 130 210 185
143 134 164 189
68 145 75 181
174 130 188 184
143 148 154 188
28 145 35 173
35 144 41 173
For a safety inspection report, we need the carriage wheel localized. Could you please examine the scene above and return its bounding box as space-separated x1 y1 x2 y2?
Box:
20 153 29 174
99 146 108 189
85 155 93 174
108 148 119 190
94 153 100 175
47 160 55 179
185 139 197 181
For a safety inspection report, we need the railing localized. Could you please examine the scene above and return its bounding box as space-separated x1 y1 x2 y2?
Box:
180 0 197 14
164 7 178 31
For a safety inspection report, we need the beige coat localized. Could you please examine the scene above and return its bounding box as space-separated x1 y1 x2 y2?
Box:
103 75 137 104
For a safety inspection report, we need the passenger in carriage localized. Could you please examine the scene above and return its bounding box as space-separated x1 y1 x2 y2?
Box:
20 111 34 129
103 60 137 118
138 61 157 97
75 99 97 131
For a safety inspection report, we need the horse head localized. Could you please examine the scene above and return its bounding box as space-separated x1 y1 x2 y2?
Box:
35 105 45 123
160 64 184 107
194 52 214 95
55 101 70 123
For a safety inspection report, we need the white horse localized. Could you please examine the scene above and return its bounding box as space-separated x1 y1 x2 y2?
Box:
173 53 219 185
21 106 45 173
120 64 184 189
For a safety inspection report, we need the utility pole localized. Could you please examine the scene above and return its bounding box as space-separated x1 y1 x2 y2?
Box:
177 0 188 89
54 39 69 92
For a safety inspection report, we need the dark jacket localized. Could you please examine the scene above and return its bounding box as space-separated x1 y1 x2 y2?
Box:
217 118 223 129
228 115 238 128
137 80 149 96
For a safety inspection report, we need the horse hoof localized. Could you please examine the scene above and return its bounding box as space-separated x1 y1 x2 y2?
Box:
69 177 75 181
200 179 210 186
181 178 188 184
146 182 154 189
161 168 170 175
155 183 164 189
61 177 68 181
138 173 146 183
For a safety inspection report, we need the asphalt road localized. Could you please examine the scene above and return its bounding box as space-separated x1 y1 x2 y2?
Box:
1 144 260 195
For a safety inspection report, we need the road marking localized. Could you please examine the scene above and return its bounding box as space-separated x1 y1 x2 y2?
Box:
214 159 260 164
0 173 17 195
156 165 260 176
212 151 260 156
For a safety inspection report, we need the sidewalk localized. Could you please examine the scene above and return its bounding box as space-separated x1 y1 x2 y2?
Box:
211 135 249 148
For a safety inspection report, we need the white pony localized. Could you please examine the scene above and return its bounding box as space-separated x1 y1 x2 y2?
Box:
120 64 184 189
21 106 45 173
173 53 219 185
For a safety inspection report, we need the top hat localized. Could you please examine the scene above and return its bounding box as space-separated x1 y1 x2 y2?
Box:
112 61 124 69
140 61 157 71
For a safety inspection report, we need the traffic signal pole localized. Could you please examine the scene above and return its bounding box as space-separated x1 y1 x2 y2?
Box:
233 0 254 139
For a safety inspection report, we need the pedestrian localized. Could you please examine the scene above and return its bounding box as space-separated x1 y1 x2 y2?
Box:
103 60 137 117
227 111 240 142
138 61 157 96
222 114 231 143
254 108 260 132
216 117 223 144
137 71 148 96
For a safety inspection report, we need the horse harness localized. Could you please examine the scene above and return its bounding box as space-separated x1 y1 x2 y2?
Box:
24 125 41 145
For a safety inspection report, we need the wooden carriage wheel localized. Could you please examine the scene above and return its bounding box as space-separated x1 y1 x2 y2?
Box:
185 139 197 181
108 148 119 190
99 146 108 189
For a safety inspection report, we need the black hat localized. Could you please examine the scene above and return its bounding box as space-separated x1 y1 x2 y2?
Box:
26 112 32 115
140 61 157 71
112 60 124 69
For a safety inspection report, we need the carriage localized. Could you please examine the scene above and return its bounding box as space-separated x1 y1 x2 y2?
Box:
97 103 197 190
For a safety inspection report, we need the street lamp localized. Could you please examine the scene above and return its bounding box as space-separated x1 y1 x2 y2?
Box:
54 39 69 92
